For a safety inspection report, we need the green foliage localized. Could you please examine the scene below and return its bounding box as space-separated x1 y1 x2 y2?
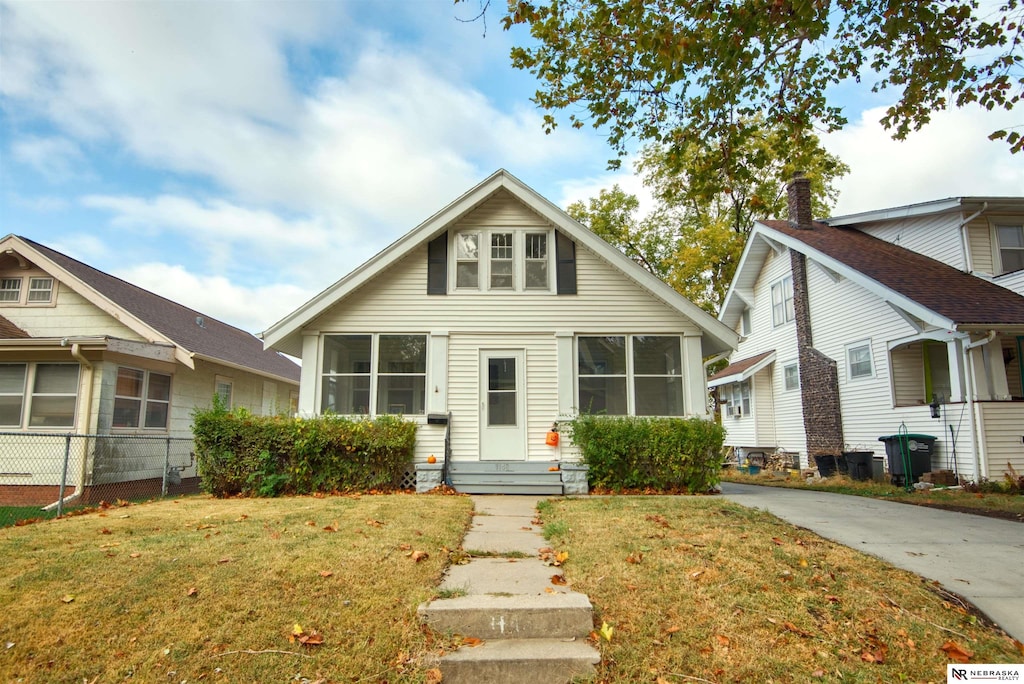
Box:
191 407 417 497
568 414 725 492
503 0 1023 161
567 120 847 313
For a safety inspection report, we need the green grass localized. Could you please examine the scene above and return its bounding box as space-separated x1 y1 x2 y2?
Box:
540 496 1023 682
0 493 473 683
0 505 60 528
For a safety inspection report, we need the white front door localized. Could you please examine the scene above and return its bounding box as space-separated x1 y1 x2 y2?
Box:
479 350 527 460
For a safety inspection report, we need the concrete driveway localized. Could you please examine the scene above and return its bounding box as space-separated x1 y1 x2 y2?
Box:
720 482 1024 642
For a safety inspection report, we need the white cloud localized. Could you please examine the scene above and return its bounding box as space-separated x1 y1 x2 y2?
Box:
11 135 86 182
822 105 1024 216
556 165 657 220
114 262 315 334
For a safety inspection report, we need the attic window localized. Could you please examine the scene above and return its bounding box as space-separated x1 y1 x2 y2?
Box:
0 279 21 302
27 277 53 303
995 223 1024 274
451 229 555 293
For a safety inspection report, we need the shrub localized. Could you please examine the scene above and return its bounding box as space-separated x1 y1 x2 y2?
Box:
192 406 417 497
567 414 725 492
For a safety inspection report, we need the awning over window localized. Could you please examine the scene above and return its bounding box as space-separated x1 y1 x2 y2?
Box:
707 350 776 388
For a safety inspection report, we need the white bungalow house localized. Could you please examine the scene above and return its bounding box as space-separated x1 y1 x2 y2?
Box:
262 170 738 493
712 176 1024 484
0 235 300 506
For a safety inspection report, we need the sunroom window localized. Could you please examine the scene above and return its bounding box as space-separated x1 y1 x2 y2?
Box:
321 334 426 416
577 335 685 416
0 363 80 429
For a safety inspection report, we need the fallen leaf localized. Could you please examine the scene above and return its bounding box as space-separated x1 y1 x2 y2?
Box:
689 570 704 580
811 669 826 678
217 557 232 564
626 553 643 564
940 640 974 663
555 551 569 564
298 632 324 646
799 558 808 568
550 574 567 586
410 550 429 563
783 621 813 638
715 634 730 647
366 519 384 527
665 626 681 635
323 521 339 532
100 528 112 535
186 587 198 597
545 587 555 594
461 636 483 647
425 668 443 684
599 622 614 642
196 524 215 530
319 570 333 578
61 594 75 603
305 520 316 527
129 552 141 559
771 537 783 545
235 515 248 522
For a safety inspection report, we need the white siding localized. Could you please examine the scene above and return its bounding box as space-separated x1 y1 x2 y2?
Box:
0 277 143 341
858 214 966 269
723 246 805 457
453 188 548 228
978 402 1024 480
753 367 776 446
995 269 1024 297
891 343 925 407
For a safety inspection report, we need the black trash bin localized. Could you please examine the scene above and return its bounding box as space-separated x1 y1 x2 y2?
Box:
878 434 935 486
843 451 874 481
813 453 848 478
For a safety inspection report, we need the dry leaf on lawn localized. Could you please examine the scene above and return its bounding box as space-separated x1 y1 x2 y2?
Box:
550 574 567 585
940 640 974 663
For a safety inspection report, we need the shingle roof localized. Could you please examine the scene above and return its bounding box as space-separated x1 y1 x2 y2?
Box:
708 350 775 383
21 237 299 382
0 315 30 339
762 220 1024 327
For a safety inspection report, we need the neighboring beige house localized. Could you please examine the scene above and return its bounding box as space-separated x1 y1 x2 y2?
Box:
262 170 738 494
0 234 300 504
712 177 1024 483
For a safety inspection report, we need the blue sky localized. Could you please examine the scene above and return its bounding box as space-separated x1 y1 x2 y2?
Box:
2 1 1022 335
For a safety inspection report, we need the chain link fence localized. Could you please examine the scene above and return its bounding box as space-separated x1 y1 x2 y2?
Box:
0 432 197 528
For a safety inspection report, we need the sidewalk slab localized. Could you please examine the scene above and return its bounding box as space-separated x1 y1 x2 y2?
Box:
441 557 570 595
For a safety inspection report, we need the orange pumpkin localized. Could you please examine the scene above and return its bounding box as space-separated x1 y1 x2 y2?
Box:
427 455 437 464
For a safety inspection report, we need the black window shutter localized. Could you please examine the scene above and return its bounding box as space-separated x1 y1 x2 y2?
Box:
427 232 447 295
555 230 577 295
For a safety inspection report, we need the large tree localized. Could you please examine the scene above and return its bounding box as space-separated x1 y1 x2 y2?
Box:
499 0 1023 167
568 121 847 312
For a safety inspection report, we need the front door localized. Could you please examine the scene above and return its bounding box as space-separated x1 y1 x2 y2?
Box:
479 350 526 460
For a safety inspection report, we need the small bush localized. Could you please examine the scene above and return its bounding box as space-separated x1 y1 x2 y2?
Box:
567 414 725 492
192 406 417 497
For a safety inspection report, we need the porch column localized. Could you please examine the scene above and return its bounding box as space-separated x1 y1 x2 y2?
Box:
428 331 449 414
682 335 708 418
555 331 574 419
298 332 319 417
946 339 966 403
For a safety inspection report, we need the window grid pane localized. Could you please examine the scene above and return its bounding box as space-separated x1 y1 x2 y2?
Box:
849 345 872 378
0 278 21 302
524 233 548 290
27 277 53 302
456 233 480 289
0 364 26 427
490 233 514 289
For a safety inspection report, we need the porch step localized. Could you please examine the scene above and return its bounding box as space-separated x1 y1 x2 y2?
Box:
448 460 564 494
436 638 600 683
420 593 593 640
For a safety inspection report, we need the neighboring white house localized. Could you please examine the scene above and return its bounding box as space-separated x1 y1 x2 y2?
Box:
712 177 1024 483
262 169 738 493
0 234 300 505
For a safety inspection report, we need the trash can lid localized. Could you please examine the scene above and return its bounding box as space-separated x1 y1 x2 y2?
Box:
877 434 936 441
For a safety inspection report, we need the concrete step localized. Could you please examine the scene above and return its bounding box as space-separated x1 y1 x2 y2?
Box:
418 592 594 640
449 472 562 484
448 461 563 474
453 483 563 495
437 638 600 684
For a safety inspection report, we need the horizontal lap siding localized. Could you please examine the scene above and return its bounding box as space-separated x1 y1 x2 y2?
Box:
1 285 142 340
859 214 965 270
979 402 1024 479
967 217 995 275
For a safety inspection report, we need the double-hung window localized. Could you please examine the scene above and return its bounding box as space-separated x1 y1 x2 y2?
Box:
27 277 53 303
577 335 684 416
452 229 553 293
783 362 800 391
846 340 874 380
0 362 79 428
114 367 171 429
321 334 427 415
0 279 22 302
995 222 1024 274
771 276 794 327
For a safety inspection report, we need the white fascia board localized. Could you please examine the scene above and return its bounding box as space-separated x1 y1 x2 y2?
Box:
707 351 777 388
757 224 955 331
718 226 772 329
2 236 192 367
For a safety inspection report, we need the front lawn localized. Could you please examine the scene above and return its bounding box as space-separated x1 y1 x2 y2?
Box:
0 494 473 683
540 496 1023 682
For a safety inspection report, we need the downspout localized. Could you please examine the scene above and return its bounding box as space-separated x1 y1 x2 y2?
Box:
963 331 997 481
958 203 987 274
43 342 93 512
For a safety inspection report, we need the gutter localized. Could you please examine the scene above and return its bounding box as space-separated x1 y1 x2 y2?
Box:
43 342 94 512
957 202 987 274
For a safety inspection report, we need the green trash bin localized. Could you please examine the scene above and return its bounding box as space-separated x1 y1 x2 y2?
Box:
878 434 935 486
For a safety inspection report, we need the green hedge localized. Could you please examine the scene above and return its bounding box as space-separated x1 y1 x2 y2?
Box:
192 406 417 497
567 414 725 492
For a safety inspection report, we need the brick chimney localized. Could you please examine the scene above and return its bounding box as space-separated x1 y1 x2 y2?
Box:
787 171 813 229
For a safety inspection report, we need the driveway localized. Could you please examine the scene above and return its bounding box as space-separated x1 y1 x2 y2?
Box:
720 482 1024 642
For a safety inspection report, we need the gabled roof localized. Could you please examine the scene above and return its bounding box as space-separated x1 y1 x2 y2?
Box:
720 218 1024 334
707 350 776 388
262 169 739 357
0 235 299 383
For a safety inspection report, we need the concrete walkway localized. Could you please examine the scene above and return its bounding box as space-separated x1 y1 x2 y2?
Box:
720 482 1024 642
418 495 600 682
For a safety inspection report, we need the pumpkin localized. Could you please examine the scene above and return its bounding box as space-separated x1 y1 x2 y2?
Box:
427 455 437 464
